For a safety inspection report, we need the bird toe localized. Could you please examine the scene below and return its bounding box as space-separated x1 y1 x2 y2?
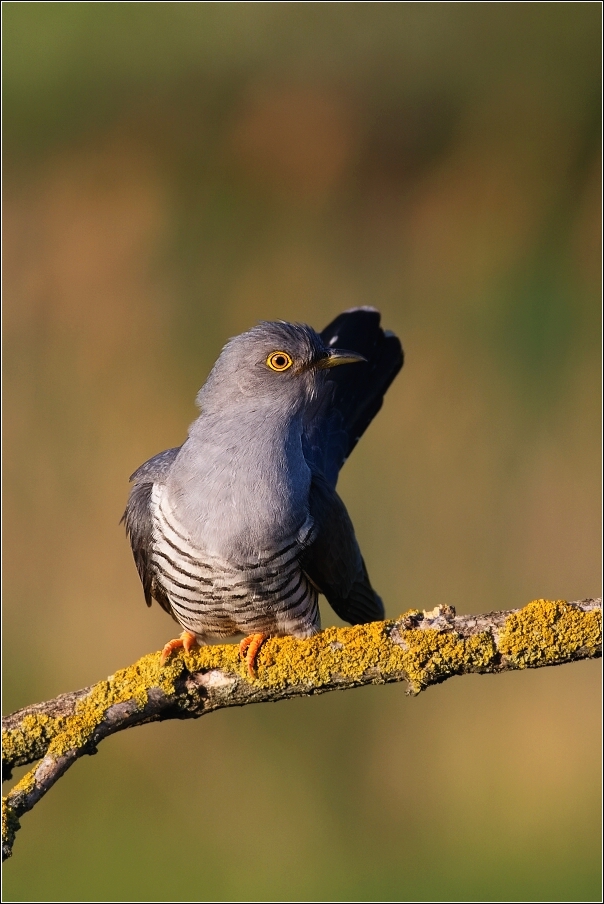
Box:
239 633 269 678
160 631 199 665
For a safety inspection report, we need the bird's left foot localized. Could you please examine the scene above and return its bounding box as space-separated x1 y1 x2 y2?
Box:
160 631 199 665
239 633 269 678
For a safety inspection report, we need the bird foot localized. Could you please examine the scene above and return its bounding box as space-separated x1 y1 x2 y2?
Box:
160 631 199 665
239 633 269 678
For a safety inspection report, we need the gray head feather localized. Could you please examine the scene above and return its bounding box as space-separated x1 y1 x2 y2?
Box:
196 321 331 414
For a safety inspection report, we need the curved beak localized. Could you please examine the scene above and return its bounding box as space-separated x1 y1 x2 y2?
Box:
315 348 367 369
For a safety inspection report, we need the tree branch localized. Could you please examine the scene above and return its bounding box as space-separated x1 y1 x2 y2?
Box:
2 597 601 861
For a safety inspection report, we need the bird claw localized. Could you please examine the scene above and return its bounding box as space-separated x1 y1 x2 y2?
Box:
239 633 269 678
160 631 199 665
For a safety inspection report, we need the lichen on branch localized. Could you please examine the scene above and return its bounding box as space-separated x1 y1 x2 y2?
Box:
2 597 601 861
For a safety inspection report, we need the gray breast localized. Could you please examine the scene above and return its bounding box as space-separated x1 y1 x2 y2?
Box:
149 483 320 640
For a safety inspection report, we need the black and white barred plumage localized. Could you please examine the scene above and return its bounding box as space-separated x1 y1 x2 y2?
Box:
149 482 319 638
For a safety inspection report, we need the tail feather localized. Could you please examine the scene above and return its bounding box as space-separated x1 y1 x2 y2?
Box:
328 569 386 626
306 307 403 485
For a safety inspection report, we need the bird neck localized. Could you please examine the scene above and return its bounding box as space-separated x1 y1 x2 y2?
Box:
190 395 304 457
166 402 312 557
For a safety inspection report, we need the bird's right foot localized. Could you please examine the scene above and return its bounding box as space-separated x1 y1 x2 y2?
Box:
160 631 199 665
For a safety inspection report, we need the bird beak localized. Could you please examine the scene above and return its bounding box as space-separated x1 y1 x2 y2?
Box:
315 349 367 369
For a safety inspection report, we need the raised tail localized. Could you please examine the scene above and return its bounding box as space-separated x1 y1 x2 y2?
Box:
305 307 403 485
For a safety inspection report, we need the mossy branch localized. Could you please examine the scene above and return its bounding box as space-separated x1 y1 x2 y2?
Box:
3 597 601 861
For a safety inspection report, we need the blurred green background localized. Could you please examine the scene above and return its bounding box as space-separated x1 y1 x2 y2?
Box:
2 3 601 901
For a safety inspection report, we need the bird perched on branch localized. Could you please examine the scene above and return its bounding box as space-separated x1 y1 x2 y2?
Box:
123 308 403 676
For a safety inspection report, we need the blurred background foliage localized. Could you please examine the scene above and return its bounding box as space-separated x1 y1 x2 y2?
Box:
2 3 601 901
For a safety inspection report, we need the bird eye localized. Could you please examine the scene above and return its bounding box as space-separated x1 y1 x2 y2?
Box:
266 351 293 372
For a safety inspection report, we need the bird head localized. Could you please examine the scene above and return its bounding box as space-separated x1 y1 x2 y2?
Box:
196 320 365 413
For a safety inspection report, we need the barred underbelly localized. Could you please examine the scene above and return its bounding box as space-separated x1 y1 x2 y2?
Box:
150 484 319 639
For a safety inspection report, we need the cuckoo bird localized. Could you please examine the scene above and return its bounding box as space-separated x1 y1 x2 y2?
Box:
123 308 403 676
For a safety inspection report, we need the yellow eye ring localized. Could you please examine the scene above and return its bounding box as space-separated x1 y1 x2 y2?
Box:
266 351 293 372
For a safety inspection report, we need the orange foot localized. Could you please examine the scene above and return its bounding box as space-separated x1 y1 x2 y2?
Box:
160 630 199 665
239 633 269 678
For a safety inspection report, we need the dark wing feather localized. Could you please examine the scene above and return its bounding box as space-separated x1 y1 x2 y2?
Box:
304 307 403 486
300 474 384 625
121 447 181 615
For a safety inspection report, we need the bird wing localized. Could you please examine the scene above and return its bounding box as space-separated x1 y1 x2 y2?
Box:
303 307 403 487
128 446 182 484
122 447 181 613
299 473 384 625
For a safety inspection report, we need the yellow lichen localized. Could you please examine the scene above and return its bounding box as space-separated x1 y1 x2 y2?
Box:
3 646 240 770
2 712 62 773
47 651 177 758
2 798 20 852
397 627 497 692
4 600 600 773
498 599 602 668
181 641 246 677
45 643 249 759
255 622 397 688
228 617 498 695
3 600 600 861
10 771 36 797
